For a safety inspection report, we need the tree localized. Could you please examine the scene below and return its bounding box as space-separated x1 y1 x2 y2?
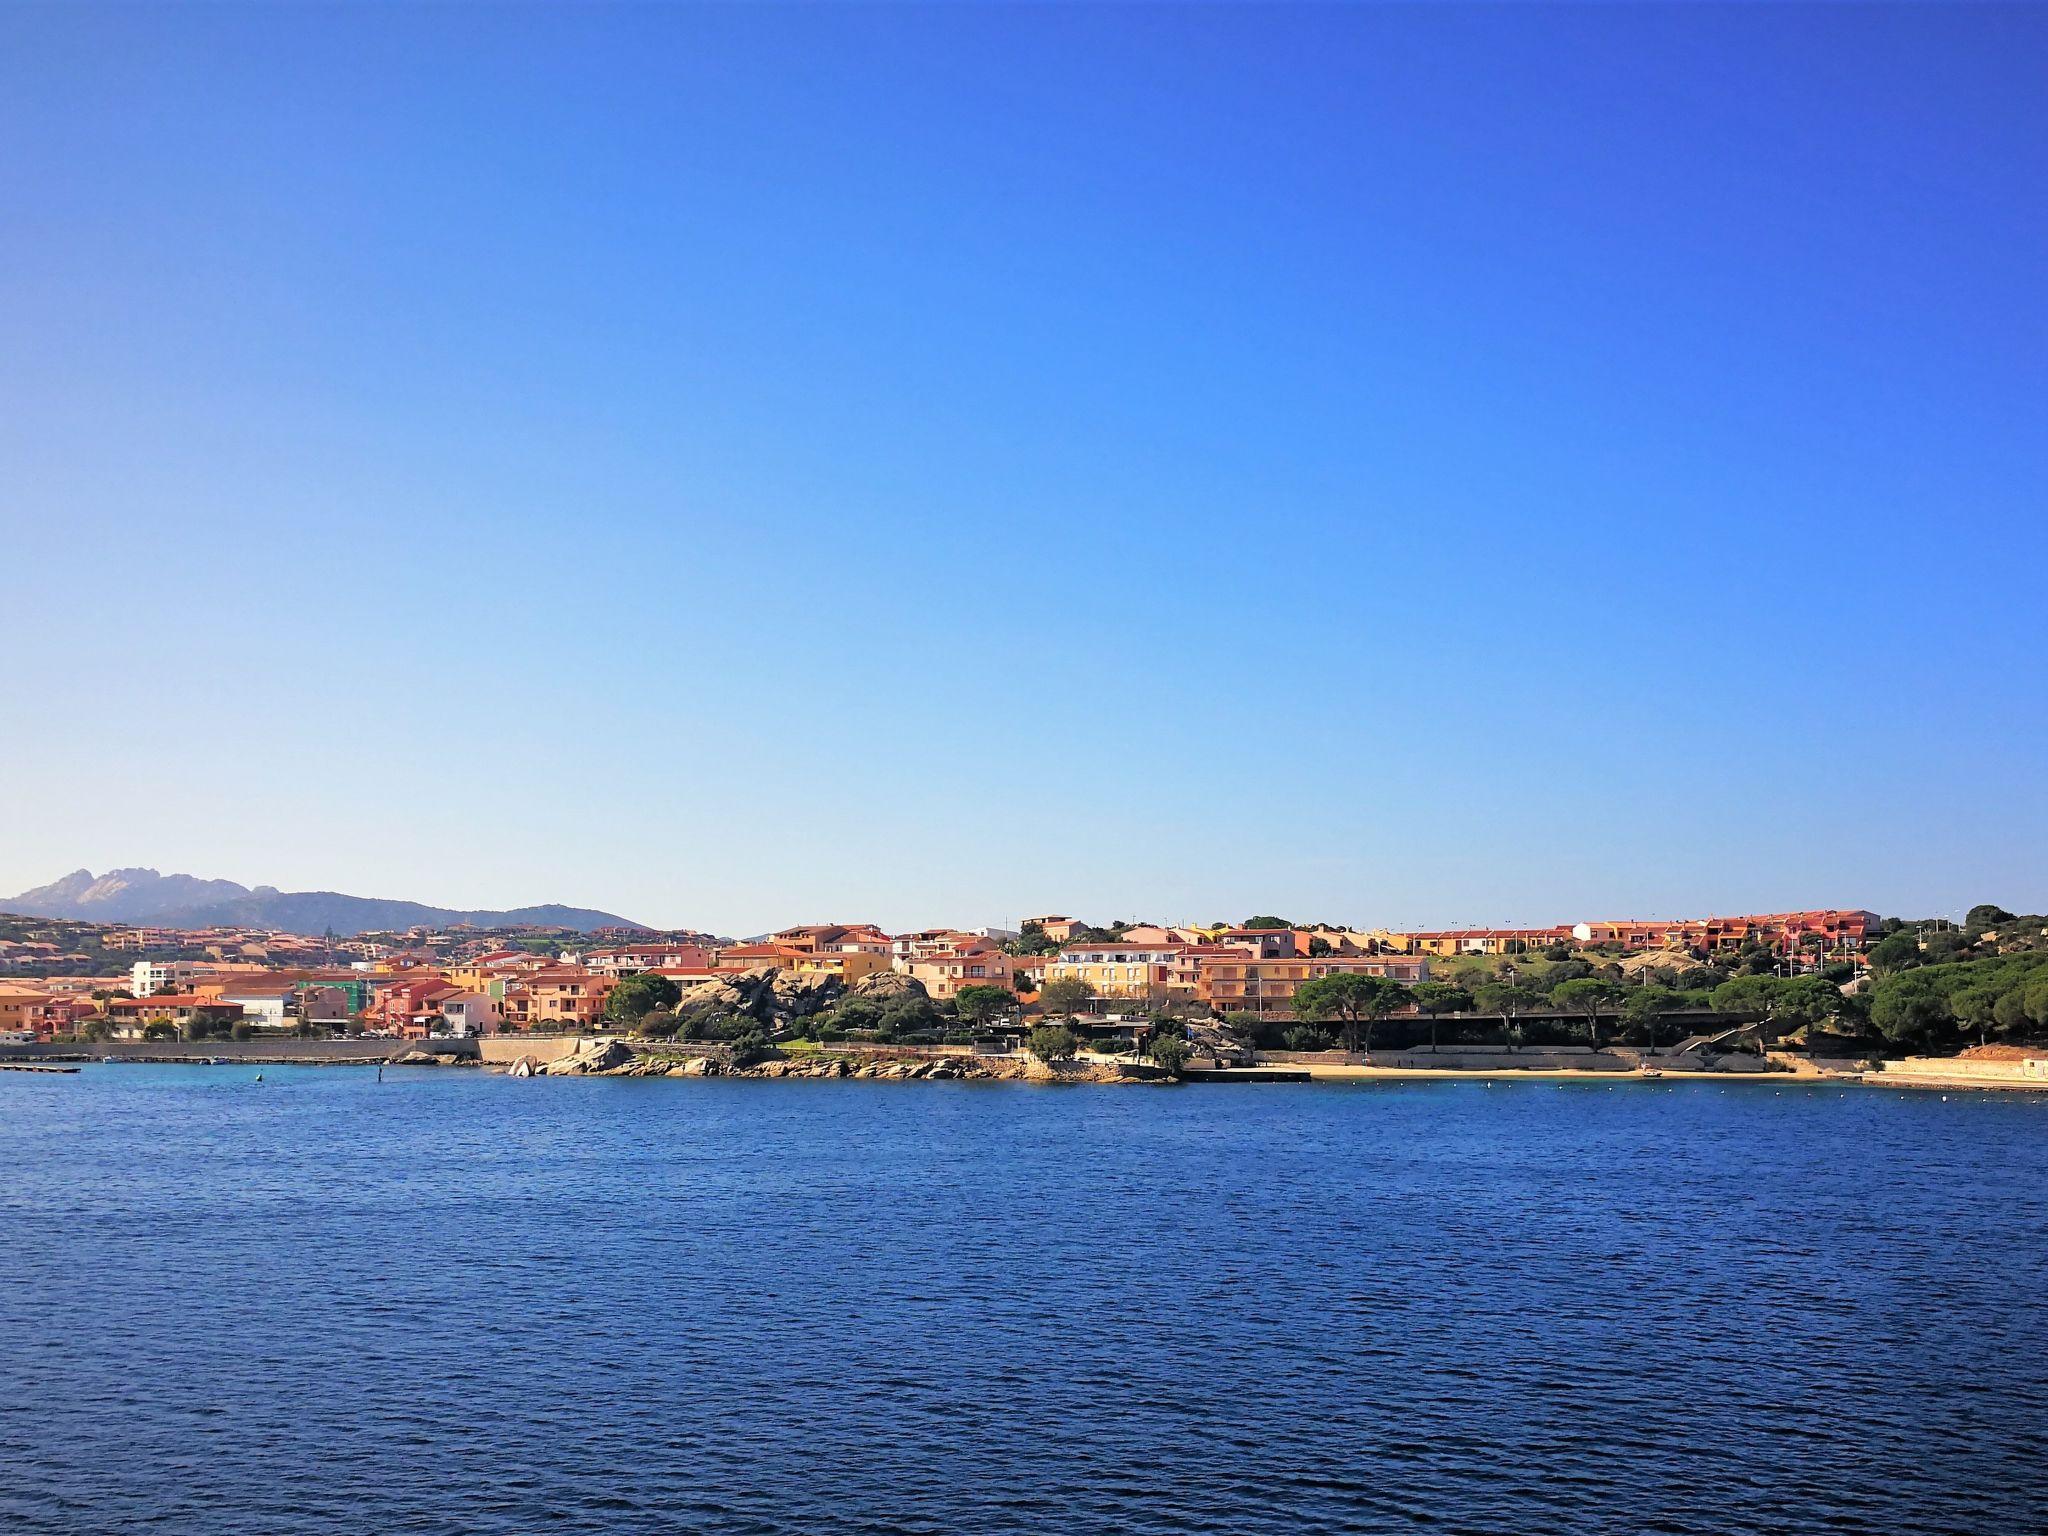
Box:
141 1019 177 1041
1552 978 1626 1048
954 985 1015 1027
1965 904 2015 932
1003 921 1062 957
1148 1034 1192 1077
604 972 681 1026
1869 972 1950 1046
1622 985 1682 1048
1410 982 1473 1051
1026 1024 1078 1061
1472 982 1541 1050
1306 936 1333 957
1038 977 1091 1018
1951 981 2004 1047
1241 916 1292 931
1292 973 1411 1054
726 1028 772 1068
1867 932 1922 975
1710 975 1841 1046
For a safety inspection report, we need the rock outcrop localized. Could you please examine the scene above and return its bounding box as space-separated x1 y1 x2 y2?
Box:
673 964 873 1025
539 1038 637 1075
846 970 928 1003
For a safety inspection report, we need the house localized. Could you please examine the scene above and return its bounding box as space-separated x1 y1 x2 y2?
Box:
1198 954 1430 1021
903 950 1016 1001
0 987 89 1040
106 995 246 1034
1023 915 1081 943
1569 911 1877 956
503 969 614 1031
788 950 893 984
768 924 893 956
892 930 998 963
131 960 204 997
715 942 810 972
438 992 502 1037
367 978 465 1036
584 944 716 977
1044 942 1187 1011
1382 928 1574 957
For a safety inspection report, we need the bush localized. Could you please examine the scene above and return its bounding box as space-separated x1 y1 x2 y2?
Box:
1026 1025 1078 1061
1281 1025 1333 1052
727 1029 772 1068
1148 1034 1193 1077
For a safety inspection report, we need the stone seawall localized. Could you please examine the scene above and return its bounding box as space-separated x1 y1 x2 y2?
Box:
1877 1056 2048 1087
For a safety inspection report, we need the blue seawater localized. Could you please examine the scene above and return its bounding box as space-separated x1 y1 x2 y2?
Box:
3 1065 2045 1534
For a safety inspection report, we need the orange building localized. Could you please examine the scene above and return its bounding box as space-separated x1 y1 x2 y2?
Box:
904 950 1016 1001
1199 954 1429 1021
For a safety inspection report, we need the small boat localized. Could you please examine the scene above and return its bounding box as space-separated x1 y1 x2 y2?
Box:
1640 1069 1663 1079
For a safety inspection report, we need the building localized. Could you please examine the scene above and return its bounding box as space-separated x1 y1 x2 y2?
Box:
1044 942 1187 1011
131 960 205 997
0 987 89 1040
438 992 502 1037
788 950 892 984
1379 928 1573 957
365 978 465 1035
768 924 894 956
1199 954 1430 1021
105 995 246 1034
714 942 809 972
215 984 351 1033
1569 910 1877 956
903 950 1016 1001
1023 915 1082 943
502 969 614 1030
892 930 998 963
584 944 716 977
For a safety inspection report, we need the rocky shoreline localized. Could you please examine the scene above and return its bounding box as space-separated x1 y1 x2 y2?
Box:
498 1038 1151 1083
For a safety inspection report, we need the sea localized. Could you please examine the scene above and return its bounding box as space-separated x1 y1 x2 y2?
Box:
3 1064 2045 1534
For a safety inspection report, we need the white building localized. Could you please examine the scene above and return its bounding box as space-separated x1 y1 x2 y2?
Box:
439 993 502 1037
131 960 203 998
218 987 293 1030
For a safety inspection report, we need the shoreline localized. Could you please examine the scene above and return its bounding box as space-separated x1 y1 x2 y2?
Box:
10 1045 2047 1093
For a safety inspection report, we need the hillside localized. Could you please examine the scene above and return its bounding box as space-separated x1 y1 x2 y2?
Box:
5 868 644 936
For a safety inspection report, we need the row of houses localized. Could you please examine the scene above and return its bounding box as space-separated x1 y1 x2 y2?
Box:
0 908 1885 1043
1027 911 1880 960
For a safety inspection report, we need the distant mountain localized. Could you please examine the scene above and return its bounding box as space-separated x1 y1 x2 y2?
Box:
4 868 645 936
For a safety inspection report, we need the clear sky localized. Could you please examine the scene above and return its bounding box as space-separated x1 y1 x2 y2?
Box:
2 3 2044 935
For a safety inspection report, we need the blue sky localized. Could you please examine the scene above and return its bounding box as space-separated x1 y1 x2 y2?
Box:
2 4 2043 934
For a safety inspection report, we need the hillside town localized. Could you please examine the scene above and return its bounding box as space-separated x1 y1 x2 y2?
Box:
7 901 2046 1086
0 905 1893 1043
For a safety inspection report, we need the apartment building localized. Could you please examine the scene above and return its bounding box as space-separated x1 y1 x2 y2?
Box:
1045 941 1187 1009
1199 954 1430 1021
903 950 1016 1001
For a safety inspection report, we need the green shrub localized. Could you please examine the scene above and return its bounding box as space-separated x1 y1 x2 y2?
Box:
1026 1025 1077 1061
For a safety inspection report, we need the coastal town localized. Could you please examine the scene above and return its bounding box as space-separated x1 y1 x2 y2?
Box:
4 902 2044 1088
